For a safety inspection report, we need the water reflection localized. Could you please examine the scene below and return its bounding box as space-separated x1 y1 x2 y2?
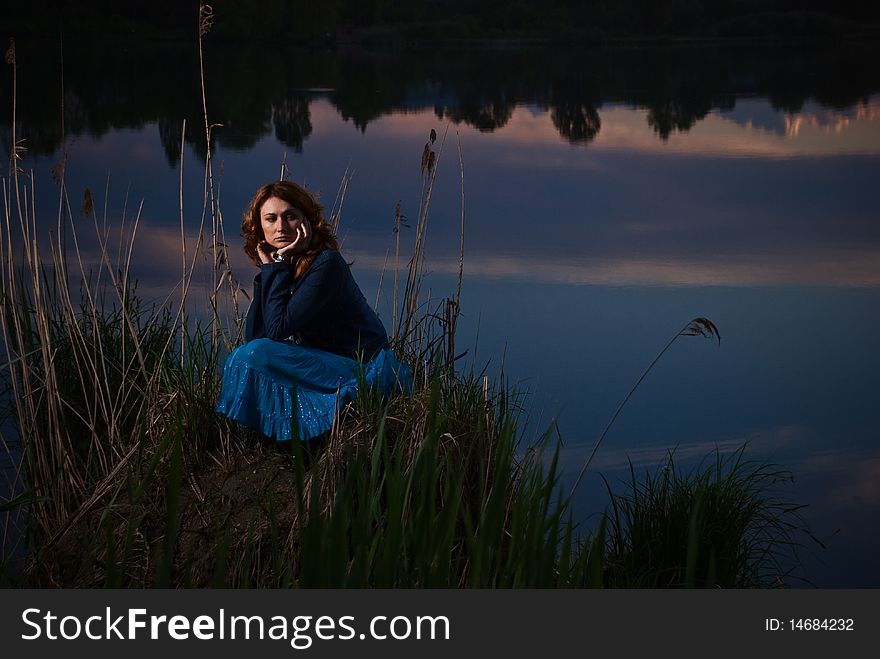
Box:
13 96 880 293
2 39 879 162
273 95 313 152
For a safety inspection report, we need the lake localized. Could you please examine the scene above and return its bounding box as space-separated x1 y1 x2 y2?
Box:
2 37 879 586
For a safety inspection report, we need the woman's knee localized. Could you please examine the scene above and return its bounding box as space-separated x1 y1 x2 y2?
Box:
235 337 281 369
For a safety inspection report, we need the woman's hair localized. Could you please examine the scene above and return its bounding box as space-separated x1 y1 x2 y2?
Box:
241 180 339 278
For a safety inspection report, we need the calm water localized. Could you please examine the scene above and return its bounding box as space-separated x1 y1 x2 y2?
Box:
2 39 879 586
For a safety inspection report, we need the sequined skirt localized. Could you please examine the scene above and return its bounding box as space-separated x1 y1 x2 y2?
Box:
215 338 413 442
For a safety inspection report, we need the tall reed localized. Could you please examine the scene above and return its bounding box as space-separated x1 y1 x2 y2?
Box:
0 18 237 583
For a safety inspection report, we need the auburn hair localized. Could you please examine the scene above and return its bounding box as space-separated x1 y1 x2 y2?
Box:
241 180 339 279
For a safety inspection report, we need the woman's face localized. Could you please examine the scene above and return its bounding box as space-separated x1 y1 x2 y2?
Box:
260 196 308 249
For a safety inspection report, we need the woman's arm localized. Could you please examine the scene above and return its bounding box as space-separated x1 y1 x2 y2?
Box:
243 274 263 342
259 250 344 341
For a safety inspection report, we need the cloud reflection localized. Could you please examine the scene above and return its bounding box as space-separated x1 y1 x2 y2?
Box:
315 93 880 158
344 248 880 288
556 425 804 474
794 450 880 507
65 219 880 292
475 99 880 158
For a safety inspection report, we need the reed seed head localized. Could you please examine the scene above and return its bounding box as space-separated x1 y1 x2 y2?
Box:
199 4 214 37
681 317 721 345
81 188 94 216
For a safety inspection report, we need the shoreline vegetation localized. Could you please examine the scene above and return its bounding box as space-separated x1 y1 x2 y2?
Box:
1 8 816 587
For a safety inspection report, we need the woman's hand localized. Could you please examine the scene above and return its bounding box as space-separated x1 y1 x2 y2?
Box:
276 221 311 260
257 240 275 265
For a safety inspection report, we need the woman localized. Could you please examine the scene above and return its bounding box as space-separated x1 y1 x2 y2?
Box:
216 180 411 442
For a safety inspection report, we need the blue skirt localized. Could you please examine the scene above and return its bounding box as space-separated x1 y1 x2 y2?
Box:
215 338 413 442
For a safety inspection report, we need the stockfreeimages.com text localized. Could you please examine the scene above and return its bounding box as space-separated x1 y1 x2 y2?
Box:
21 607 451 649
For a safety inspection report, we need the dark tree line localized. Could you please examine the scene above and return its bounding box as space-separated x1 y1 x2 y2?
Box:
6 0 880 41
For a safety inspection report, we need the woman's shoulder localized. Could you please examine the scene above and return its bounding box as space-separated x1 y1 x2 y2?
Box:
303 249 350 284
312 248 349 270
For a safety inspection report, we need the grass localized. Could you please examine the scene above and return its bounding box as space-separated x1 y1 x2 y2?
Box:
0 18 814 587
602 448 812 588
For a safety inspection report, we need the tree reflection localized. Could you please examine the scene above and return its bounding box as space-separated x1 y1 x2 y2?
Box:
273 95 313 153
158 117 185 167
551 101 600 143
646 98 708 140
438 96 515 132
2 38 878 162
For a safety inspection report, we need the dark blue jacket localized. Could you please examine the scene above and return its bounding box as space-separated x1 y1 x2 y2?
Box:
244 249 389 360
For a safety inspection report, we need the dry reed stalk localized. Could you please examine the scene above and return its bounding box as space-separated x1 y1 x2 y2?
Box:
179 119 187 365
6 39 24 219
197 2 226 349
2 180 62 530
2 143 206 572
400 126 448 349
455 130 465 310
391 201 408 343
568 317 721 500
0 188 29 437
374 245 391 313
328 165 353 237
